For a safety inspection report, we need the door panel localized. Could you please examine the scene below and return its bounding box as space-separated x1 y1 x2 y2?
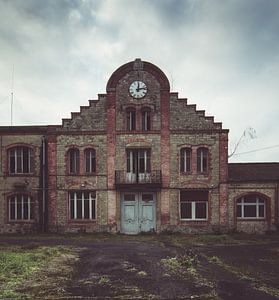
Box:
121 193 139 234
139 193 155 232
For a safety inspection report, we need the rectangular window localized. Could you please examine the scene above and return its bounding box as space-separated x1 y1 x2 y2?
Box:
180 190 208 220
9 195 33 221
126 149 151 173
69 191 96 220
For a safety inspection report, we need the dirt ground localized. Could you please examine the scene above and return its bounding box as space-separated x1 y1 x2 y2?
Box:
1 235 279 299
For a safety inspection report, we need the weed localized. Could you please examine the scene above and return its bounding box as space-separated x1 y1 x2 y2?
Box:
98 275 110 285
137 271 148 277
0 245 71 299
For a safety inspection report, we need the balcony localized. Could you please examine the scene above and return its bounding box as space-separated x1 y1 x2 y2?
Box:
115 170 162 189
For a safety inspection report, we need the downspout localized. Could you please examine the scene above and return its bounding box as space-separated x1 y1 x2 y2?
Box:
277 182 279 231
42 136 48 232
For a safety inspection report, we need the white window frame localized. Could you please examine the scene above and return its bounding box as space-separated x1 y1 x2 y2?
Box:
197 148 208 173
237 196 265 219
127 110 136 131
181 148 191 173
9 147 33 174
70 191 96 220
142 110 151 131
85 149 96 173
9 195 33 221
180 201 208 221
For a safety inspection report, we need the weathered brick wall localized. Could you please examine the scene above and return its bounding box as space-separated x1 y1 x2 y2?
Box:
0 134 43 233
228 182 277 233
115 71 161 131
50 134 108 232
170 94 222 131
61 95 107 131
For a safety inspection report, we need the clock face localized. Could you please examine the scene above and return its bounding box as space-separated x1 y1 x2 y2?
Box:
129 81 147 99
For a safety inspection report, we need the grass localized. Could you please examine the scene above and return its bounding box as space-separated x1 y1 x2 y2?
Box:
0 244 71 299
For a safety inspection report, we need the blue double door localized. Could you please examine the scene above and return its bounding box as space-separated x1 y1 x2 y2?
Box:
121 192 156 234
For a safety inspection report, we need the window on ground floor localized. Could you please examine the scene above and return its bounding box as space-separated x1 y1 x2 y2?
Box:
69 191 96 220
237 195 266 219
9 194 34 221
180 190 208 220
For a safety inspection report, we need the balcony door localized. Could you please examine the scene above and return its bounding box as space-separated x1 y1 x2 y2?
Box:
126 149 151 183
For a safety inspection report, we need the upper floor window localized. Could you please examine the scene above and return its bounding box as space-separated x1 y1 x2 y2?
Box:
9 146 34 174
141 109 151 131
197 147 208 173
9 194 34 221
180 148 191 173
85 149 96 173
69 191 96 220
127 149 151 174
69 148 80 174
237 195 266 219
126 108 136 131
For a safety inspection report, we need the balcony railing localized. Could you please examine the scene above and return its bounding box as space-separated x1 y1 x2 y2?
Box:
115 170 162 187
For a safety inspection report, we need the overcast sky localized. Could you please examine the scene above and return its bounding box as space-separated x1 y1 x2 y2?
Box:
0 0 278 163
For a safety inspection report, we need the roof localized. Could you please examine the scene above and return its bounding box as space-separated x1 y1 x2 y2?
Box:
229 163 279 182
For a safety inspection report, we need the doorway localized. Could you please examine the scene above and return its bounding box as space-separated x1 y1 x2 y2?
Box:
121 192 156 234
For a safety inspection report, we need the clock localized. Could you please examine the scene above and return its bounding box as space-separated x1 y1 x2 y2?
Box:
129 81 147 99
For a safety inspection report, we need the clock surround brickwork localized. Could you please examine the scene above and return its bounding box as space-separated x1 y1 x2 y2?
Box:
0 59 278 234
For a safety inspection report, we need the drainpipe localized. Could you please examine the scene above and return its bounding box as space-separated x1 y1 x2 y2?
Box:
41 136 48 232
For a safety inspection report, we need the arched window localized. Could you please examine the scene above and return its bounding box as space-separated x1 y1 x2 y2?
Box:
237 194 266 219
9 146 34 174
9 194 34 221
85 149 96 173
141 108 151 131
126 108 136 131
180 148 192 173
68 148 80 174
197 147 208 173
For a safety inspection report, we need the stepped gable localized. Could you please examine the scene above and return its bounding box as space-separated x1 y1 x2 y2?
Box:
61 94 107 131
170 92 225 131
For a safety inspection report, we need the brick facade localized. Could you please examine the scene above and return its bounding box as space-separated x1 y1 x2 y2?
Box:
0 59 278 234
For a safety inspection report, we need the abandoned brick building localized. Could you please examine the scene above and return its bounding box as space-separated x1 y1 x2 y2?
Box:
0 59 278 234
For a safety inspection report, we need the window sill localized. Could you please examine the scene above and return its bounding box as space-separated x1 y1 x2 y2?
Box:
68 220 96 223
180 219 208 225
7 173 35 177
8 220 35 223
237 218 266 221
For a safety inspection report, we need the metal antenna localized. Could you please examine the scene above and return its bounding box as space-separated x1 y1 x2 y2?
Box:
10 64 14 126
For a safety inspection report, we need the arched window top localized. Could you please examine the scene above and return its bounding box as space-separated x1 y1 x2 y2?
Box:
8 146 34 174
237 194 266 204
180 148 192 173
141 106 152 112
85 148 96 173
126 106 136 112
197 147 209 173
68 148 80 174
236 194 266 219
